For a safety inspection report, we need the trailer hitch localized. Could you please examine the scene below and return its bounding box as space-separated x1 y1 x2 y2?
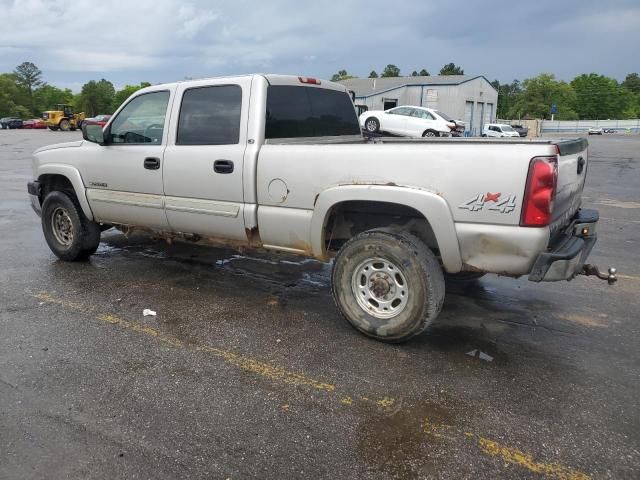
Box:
581 264 617 285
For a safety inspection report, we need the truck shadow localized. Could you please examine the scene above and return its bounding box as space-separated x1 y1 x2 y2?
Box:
41 230 574 368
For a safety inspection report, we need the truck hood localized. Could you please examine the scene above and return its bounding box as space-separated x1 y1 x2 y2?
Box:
34 140 83 155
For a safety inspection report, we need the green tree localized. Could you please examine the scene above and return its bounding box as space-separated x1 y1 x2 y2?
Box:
368 70 378 78
621 73 640 94
78 79 116 116
571 73 626 119
33 85 74 115
13 62 43 115
330 70 356 82
411 71 419 77
491 79 522 119
112 82 151 111
510 73 577 120
0 73 25 117
419 69 430 76
439 63 464 75
381 64 400 78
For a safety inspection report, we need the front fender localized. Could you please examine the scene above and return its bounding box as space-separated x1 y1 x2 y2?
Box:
37 164 94 221
311 185 462 272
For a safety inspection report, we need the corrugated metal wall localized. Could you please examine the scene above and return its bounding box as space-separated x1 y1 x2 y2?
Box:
354 77 498 136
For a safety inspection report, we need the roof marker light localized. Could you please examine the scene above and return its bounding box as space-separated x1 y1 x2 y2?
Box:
298 77 321 85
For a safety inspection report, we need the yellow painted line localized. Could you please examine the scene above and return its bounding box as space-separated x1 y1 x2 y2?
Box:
617 274 640 281
422 418 451 438
36 291 591 479
36 293 335 393
476 436 590 480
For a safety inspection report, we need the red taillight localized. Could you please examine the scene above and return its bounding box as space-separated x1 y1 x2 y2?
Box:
298 76 321 85
520 156 558 227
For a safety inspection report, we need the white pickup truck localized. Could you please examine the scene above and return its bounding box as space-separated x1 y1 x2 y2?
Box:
27 74 616 343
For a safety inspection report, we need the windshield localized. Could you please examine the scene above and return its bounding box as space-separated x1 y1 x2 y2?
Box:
434 110 454 121
501 125 516 132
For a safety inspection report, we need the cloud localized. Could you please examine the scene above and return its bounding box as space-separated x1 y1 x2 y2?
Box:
50 49 164 72
0 0 638 88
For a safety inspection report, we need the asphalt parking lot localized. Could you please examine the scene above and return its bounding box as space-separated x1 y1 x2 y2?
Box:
1 130 638 479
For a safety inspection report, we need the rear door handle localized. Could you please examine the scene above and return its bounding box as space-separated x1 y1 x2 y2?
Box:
144 157 161 170
213 159 234 174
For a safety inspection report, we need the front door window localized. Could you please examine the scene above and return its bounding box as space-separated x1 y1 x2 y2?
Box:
109 91 170 144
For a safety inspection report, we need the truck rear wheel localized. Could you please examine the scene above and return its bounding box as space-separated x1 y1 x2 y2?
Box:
41 191 101 261
59 119 70 131
331 229 445 343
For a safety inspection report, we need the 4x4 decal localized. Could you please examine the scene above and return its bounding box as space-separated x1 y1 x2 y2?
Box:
459 192 517 213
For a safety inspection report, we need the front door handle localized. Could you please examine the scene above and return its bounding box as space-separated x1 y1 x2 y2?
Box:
213 159 234 174
144 157 160 170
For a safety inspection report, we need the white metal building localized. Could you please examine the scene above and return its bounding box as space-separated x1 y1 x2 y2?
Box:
339 75 498 136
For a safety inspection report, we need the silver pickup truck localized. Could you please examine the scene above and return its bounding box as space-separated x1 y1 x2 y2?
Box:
27 74 616 342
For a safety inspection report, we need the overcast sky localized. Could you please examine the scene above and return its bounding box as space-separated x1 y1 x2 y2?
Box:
1 0 638 91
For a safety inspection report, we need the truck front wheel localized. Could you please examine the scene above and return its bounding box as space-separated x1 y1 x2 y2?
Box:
41 191 101 261
331 229 445 343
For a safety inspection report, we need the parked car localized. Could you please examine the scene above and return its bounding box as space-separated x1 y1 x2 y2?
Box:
359 105 459 137
27 74 616 343
22 119 47 129
588 127 603 135
482 123 521 138
0 117 23 129
83 114 112 127
511 124 529 137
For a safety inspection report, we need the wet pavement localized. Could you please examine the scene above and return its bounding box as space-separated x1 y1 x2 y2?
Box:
1 129 639 479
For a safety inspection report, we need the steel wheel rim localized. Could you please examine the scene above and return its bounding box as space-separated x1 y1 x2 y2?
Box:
351 257 409 319
51 207 74 246
366 120 377 131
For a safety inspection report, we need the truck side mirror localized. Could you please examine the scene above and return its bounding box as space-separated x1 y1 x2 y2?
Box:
82 123 105 145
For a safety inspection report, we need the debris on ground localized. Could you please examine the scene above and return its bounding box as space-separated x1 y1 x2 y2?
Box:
143 309 157 317
466 349 494 362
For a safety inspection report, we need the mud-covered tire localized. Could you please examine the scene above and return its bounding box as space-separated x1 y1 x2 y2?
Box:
41 190 101 261
331 229 445 343
444 272 486 282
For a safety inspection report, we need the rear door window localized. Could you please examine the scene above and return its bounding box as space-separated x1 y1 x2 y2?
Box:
265 86 360 139
177 85 242 145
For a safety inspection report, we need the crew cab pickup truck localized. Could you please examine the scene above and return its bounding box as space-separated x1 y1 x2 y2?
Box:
27 74 616 343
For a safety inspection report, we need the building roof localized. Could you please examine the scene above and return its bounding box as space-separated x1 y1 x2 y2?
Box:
339 75 496 97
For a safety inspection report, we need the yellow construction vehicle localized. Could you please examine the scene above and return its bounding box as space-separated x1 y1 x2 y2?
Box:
42 104 86 131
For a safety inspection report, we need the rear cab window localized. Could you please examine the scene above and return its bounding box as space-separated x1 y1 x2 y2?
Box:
265 86 361 139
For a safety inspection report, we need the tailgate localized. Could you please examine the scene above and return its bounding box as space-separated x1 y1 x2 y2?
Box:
551 138 589 231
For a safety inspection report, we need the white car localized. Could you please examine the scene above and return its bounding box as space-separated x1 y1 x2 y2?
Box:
588 127 603 135
483 123 521 138
359 106 458 137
